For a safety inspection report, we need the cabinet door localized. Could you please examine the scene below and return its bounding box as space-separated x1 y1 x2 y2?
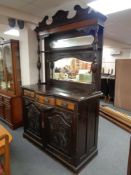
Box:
44 108 73 158
23 98 42 138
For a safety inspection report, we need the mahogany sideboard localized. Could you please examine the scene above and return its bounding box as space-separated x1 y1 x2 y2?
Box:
23 84 101 172
22 5 106 172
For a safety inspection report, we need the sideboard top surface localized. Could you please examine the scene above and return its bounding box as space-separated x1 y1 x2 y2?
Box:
22 84 102 102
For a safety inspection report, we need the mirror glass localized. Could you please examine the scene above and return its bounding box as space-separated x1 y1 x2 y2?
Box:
51 57 92 84
0 44 14 91
50 35 94 48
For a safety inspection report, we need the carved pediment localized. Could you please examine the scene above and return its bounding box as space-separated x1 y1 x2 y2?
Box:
35 5 106 32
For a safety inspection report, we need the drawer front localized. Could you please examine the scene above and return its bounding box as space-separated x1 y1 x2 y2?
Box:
36 94 55 106
0 95 2 102
0 105 4 117
56 99 75 111
24 90 35 98
36 94 45 103
0 96 3 106
3 97 10 105
4 108 12 122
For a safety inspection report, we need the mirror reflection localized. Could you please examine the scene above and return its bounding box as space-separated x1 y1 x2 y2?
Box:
52 57 92 84
0 44 14 91
50 35 94 48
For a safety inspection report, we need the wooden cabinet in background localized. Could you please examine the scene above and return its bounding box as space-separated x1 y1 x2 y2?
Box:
115 59 131 111
0 40 22 129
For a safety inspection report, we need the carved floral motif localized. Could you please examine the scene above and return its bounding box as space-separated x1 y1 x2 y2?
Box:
47 110 72 154
26 103 41 136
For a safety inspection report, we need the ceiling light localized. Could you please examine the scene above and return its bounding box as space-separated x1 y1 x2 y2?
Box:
88 0 131 15
4 29 19 36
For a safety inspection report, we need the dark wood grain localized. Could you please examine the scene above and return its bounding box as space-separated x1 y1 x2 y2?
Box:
23 5 106 172
35 5 106 32
22 85 101 172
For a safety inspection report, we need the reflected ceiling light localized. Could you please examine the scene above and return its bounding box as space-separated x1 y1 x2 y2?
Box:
4 29 20 36
88 0 131 15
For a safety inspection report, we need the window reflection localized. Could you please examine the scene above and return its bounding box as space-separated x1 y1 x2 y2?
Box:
52 58 92 84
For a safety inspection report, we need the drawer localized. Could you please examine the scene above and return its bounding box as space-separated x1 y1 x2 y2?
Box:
0 99 3 106
24 90 35 98
4 108 12 122
36 94 55 106
0 105 4 117
56 99 75 111
3 97 10 102
0 96 2 101
3 97 11 106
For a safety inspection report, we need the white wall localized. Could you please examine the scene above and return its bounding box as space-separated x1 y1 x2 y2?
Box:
19 27 30 85
28 26 38 84
19 24 38 85
102 38 131 74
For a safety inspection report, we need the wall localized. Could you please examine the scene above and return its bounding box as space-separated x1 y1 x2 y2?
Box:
19 27 30 85
28 25 38 84
102 38 131 74
19 24 38 85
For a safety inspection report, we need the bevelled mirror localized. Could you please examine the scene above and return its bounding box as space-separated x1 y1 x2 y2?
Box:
50 35 94 48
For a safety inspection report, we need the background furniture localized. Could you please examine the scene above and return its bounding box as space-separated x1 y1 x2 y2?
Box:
0 40 22 129
23 5 106 172
101 76 115 102
101 78 109 100
0 124 13 175
108 78 115 100
115 59 131 111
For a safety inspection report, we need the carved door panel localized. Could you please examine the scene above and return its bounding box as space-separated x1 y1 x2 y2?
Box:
45 108 73 156
24 98 42 137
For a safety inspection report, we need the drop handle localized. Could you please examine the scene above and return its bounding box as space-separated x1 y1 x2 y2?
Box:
91 62 98 73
